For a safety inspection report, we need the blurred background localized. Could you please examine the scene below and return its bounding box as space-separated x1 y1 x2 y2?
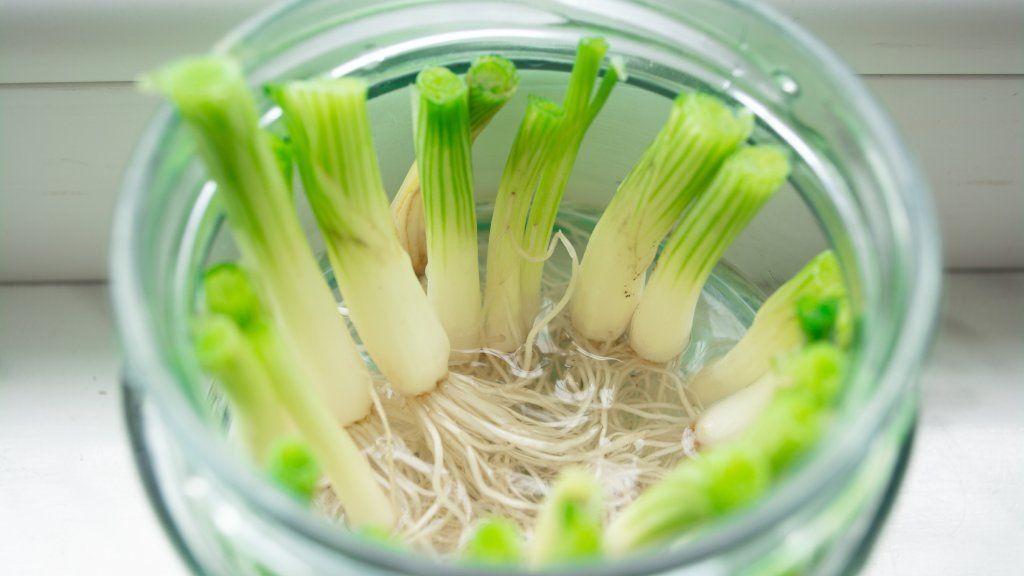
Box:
0 0 1021 575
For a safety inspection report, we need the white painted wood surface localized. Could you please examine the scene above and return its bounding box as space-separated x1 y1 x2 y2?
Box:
0 84 158 281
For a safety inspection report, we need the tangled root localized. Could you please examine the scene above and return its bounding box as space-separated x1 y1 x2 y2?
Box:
316 227 707 556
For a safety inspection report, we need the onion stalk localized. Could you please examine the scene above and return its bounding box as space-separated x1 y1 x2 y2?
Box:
629 146 791 362
414 66 482 349
191 313 290 464
200 263 395 528
571 93 753 343
142 57 372 424
271 78 449 396
518 38 624 332
481 37 624 350
393 55 520 276
481 96 565 350
607 342 845 554
689 250 846 405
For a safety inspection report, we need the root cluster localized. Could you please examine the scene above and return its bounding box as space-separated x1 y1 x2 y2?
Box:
318 296 702 556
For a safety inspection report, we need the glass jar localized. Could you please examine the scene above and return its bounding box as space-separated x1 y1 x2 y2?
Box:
111 0 942 574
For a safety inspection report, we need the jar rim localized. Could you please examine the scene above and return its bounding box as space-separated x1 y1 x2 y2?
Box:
111 0 942 572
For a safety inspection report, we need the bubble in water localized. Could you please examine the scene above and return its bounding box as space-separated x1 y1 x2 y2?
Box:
773 71 801 97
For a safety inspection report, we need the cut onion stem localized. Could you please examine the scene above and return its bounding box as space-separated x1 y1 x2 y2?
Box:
393 55 520 276
630 146 791 363
571 93 753 343
414 66 483 350
272 78 449 396
142 56 373 424
690 250 846 405
201 263 395 528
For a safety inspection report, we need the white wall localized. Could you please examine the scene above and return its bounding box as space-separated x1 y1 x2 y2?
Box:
0 0 1021 281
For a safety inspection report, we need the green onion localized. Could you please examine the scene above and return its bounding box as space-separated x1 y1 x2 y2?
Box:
480 37 623 350
467 55 522 138
529 469 605 566
630 146 791 362
266 132 294 191
481 96 566 350
200 264 395 528
265 438 321 502
414 66 482 349
689 250 845 405
695 336 847 449
518 38 624 331
271 78 450 396
463 518 523 565
741 342 845 474
191 313 290 464
571 93 753 342
606 446 769 555
393 55 520 276
142 56 372 425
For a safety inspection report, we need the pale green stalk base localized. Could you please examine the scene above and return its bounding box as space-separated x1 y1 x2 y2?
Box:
690 314 804 405
518 40 622 330
569 218 648 343
273 78 449 396
143 56 372 425
689 251 843 404
481 97 564 351
415 67 483 350
192 315 291 464
332 243 449 395
426 245 482 350
630 146 790 362
265 269 373 424
571 94 753 343
629 282 703 363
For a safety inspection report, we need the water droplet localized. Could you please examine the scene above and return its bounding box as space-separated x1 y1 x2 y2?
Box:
731 67 747 79
721 79 733 91
773 71 801 97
